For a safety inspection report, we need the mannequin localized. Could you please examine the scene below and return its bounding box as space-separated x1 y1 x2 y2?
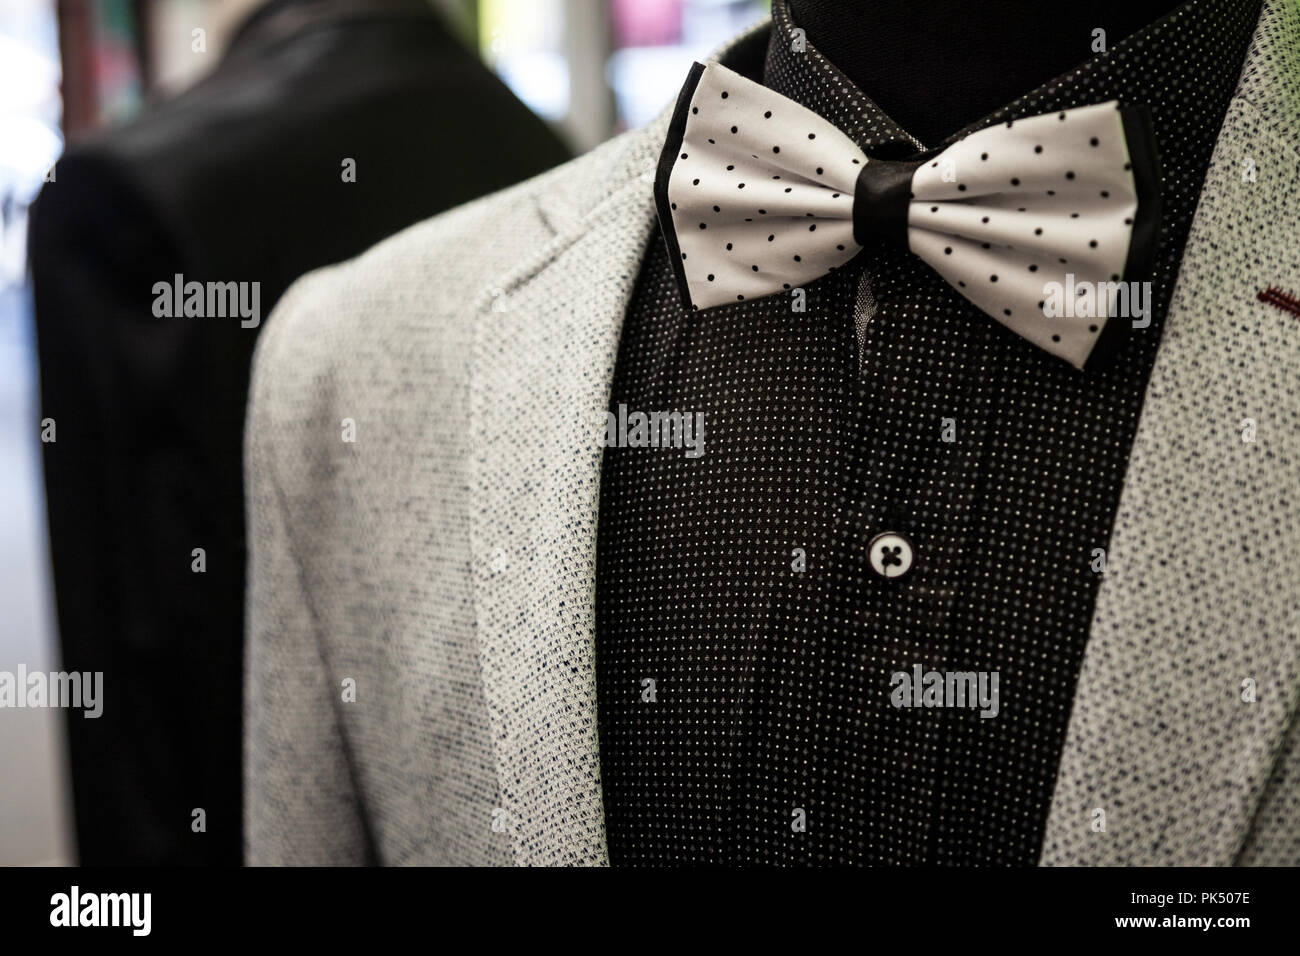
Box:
788 0 1187 145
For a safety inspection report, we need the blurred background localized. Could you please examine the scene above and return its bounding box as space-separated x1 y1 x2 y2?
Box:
0 0 769 866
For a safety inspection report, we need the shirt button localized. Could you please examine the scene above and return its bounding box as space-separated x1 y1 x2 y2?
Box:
867 531 914 579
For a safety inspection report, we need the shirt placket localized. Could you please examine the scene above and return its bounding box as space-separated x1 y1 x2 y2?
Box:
824 241 1003 862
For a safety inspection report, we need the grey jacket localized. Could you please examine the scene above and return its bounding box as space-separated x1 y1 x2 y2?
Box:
244 1 1300 865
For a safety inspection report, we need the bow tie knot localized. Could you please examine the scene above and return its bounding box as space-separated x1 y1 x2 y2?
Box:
852 157 925 247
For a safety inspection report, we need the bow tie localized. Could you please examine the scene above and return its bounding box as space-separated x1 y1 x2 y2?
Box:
654 61 1161 369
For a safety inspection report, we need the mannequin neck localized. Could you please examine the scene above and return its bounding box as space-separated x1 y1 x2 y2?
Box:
787 0 1186 144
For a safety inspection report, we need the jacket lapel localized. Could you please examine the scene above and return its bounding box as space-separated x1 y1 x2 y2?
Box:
467 20 769 868
467 149 658 866
1041 0 1300 865
464 53 723 866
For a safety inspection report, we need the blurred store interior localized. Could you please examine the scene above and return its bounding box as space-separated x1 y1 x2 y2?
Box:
0 0 769 866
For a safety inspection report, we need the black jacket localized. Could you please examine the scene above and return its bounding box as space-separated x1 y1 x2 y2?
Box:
28 0 570 865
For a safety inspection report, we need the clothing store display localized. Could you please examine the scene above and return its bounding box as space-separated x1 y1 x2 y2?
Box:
28 0 570 866
243 0 1300 865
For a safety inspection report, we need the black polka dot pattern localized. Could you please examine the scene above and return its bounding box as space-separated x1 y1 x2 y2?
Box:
597 0 1263 866
662 59 1153 368
664 58 869 307
907 101 1145 366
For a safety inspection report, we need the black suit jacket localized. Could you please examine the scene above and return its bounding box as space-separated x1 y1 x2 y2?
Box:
28 0 570 865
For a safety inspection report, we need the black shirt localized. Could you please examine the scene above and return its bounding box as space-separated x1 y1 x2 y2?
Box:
595 0 1260 864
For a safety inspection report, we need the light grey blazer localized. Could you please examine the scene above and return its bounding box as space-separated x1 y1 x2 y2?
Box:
244 1 1300 866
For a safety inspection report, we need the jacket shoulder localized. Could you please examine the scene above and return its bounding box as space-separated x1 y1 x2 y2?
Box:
247 131 646 440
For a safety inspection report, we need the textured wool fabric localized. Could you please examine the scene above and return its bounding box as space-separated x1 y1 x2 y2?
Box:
244 202 515 865
1239 713 1300 865
241 71 730 861
1041 0 1300 863
596 0 1265 866
244 1 1298 867
659 63 1155 367
242 172 612 865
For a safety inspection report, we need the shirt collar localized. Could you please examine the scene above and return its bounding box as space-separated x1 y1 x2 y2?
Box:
762 0 1260 156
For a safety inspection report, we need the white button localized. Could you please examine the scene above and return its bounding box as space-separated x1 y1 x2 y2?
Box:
867 531 914 579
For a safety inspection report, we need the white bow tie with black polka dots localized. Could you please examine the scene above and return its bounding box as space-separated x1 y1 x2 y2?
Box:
655 61 1161 370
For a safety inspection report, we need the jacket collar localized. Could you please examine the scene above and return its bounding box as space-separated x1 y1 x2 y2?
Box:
224 0 434 64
